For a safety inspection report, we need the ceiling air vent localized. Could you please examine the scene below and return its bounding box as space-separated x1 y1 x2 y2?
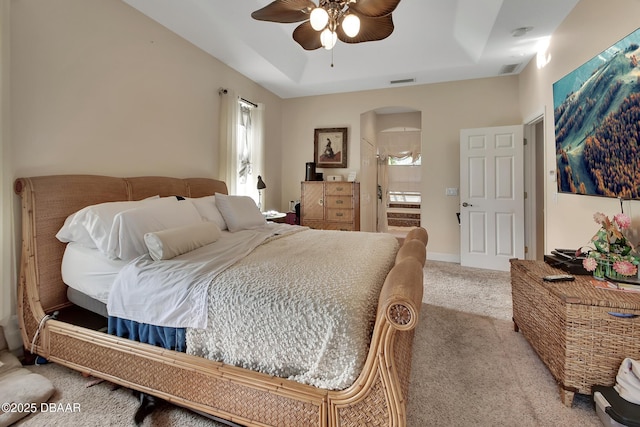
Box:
390 78 415 85
500 64 521 74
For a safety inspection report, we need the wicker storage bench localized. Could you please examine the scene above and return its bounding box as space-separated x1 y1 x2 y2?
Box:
510 259 640 407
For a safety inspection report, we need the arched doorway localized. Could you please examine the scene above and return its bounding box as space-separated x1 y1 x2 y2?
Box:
360 107 422 237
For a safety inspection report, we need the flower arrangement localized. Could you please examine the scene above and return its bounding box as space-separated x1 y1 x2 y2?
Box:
579 212 639 277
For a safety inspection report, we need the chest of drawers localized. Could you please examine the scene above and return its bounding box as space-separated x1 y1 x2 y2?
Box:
300 181 360 231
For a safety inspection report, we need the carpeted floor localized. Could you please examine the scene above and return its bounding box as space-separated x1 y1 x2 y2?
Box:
14 260 602 426
409 260 600 426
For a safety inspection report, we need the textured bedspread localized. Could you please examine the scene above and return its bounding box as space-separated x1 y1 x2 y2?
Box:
186 229 399 390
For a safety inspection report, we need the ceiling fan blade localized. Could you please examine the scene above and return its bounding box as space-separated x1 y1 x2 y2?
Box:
348 0 401 18
337 14 394 43
293 21 323 50
251 0 316 23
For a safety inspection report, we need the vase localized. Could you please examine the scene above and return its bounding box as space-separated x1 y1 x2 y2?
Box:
593 258 612 280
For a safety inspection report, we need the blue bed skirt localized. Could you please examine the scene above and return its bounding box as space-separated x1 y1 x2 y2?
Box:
107 317 187 352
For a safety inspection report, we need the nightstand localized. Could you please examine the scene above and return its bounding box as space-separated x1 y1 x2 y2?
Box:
285 211 298 225
265 212 286 223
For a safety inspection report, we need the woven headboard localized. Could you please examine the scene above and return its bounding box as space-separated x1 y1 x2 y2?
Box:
14 175 228 312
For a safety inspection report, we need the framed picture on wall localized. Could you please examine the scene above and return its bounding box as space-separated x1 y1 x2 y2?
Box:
314 127 348 168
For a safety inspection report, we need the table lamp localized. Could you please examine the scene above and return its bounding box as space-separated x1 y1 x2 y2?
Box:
257 175 266 211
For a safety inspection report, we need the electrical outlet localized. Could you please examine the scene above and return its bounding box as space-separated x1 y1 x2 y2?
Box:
445 187 458 196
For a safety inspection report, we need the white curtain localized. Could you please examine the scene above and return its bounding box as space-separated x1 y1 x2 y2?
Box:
219 89 239 195
236 102 265 203
251 104 265 205
377 130 421 161
376 130 421 232
237 105 252 185
219 90 265 204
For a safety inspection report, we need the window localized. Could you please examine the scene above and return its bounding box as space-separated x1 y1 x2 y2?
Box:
219 91 265 202
388 154 421 166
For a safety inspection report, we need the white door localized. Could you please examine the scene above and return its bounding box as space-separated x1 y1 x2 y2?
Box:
460 125 524 271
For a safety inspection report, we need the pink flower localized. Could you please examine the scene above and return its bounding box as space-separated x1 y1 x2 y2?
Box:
613 260 637 276
583 257 597 272
614 213 631 230
593 212 607 225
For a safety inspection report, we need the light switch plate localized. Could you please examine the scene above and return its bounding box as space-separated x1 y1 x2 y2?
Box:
445 187 458 196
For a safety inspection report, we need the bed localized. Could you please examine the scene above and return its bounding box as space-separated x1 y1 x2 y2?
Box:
14 174 428 427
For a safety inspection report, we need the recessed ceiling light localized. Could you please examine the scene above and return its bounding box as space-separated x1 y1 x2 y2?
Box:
511 26 533 37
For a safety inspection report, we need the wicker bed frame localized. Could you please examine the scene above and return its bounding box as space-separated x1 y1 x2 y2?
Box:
14 174 428 427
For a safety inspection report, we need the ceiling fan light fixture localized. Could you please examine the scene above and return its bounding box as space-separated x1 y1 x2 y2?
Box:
321 28 337 50
310 7 329 31
251 0 401 52
341 13 360 38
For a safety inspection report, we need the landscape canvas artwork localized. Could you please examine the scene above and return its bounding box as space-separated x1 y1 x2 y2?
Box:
553 27 640 199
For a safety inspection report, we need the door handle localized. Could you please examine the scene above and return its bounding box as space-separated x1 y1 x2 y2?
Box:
462 202 473 207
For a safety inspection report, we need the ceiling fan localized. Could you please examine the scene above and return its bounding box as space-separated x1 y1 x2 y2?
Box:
251 0 402 51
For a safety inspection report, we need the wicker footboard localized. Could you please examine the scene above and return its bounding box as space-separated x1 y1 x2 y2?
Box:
16 175 428 427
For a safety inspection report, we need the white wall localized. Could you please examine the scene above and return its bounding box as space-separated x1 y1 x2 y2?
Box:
518 0 640 253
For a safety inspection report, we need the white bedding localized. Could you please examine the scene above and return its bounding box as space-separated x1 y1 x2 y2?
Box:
67 223 399 391
107 223 301 328
61 242 127 304
61 224 296 309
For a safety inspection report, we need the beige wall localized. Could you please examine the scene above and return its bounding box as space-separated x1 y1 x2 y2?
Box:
10 0 282 183
2 0 283 339
377 111 421 131
281 77 521 259
1 0 14 338
518 0 640 253
6 0 635 337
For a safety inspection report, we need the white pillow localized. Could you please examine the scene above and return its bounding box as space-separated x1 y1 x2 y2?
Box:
188 195 227 230
144 222 221 261
107 200 203 260
56 197 176 251
214 193 267 232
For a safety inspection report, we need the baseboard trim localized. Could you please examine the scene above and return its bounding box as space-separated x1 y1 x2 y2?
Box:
426 252 461 264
